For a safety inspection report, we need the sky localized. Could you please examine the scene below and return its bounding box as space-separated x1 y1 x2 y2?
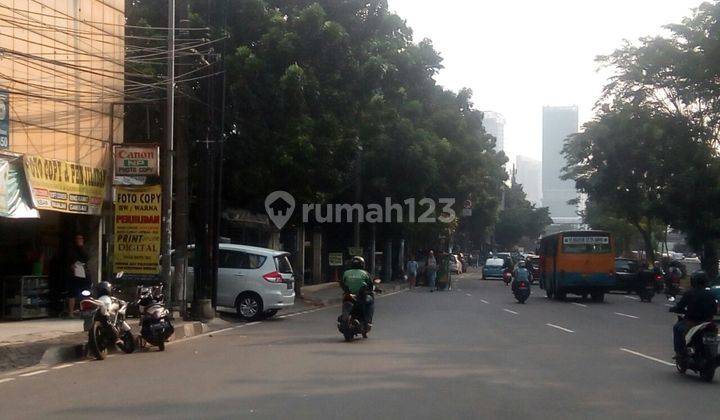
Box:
386 0 703 164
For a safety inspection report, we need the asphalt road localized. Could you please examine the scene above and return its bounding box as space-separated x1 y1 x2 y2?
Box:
2 273 719 419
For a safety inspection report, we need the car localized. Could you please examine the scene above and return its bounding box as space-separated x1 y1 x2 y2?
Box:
482 258 506 280
526 255 541 283
449 254 461 274
612 258 641 293
187 243 296 320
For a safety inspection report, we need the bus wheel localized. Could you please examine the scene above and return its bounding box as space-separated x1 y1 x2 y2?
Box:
591 292 605 303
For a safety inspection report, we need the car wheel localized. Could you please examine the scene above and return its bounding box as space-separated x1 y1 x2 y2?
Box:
236 294 263 321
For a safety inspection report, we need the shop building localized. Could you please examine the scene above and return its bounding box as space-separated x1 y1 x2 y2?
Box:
0 0 124 319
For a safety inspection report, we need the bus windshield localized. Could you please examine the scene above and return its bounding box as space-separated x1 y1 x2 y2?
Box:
561 236 611 254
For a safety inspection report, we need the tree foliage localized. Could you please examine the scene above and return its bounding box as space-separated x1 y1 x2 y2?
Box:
494 176 552 250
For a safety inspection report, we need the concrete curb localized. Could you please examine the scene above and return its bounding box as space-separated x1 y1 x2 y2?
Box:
300 281 408 307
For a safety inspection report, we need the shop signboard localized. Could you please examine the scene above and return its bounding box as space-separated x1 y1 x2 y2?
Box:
0 157 9 215
348 247 363 257
23 155 106 215
0 154 38 218
328 252 344 267
0 89 8 149
113 144 159 177
113 185 162 275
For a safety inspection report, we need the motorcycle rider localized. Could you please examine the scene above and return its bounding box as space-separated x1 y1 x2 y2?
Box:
669 271 718 360
512 261 531 293
341 256 375 329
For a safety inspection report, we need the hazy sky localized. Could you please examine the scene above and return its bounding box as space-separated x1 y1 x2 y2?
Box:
386 0 703 163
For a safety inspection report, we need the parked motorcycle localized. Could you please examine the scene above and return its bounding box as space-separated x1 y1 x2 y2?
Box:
672 314 720 382
80 276 134 360
337 279 381 342
512 278 531 304
136 284 174 351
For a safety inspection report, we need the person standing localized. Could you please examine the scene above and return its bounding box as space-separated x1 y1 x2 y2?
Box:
66 234 90 317
406 255 419 288
426 250 438 292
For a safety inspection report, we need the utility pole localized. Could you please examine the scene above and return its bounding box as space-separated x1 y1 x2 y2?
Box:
353 142 362 248
161 0 176 301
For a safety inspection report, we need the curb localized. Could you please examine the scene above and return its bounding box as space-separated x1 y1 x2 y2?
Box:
300 282 408 307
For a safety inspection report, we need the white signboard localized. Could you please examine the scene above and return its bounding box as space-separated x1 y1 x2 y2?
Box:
114 145 159 177
563 236 609 245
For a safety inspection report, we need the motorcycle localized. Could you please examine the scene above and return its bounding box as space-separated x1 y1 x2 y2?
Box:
80 277 134 360
512 278 531 304
672 314 720 382
136 284 174 351
337 279 382 342
637 270 656 302
665 273 681 302
502 269 512 286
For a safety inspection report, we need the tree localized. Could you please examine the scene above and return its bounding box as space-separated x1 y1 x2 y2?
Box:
494 176 552 250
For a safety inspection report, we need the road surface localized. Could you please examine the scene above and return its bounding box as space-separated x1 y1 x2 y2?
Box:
1 273 718 419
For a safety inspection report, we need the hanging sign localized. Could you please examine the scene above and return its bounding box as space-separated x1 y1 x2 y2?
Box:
113 144 159 177
329 252 344 267
23 155 105 215
0 90 8 149
113 185 162 275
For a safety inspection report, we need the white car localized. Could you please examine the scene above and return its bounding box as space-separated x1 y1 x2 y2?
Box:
187 244 296 320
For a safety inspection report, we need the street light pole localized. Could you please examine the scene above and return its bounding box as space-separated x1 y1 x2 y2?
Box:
161 0 176 301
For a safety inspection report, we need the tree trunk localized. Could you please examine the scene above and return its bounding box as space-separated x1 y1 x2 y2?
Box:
634 224 655 267
701 241 719 281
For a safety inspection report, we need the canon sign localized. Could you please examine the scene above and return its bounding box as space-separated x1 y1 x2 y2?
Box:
113 144 159 177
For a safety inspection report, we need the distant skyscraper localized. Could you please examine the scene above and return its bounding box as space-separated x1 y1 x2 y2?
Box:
515 155 541 206
542 106 579 220
482 111 505 152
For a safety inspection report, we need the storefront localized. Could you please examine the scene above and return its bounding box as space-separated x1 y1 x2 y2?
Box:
0 153 106 320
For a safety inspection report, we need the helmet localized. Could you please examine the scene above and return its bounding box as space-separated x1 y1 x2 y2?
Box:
96 281 112 297
690 271 708 289
351 256 365 270
518 261 526 269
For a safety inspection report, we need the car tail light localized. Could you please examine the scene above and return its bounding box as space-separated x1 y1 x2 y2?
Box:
80 300 97 311
655 274 663 281
263 271 285 283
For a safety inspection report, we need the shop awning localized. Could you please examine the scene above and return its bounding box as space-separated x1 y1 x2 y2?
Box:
0 154 39 218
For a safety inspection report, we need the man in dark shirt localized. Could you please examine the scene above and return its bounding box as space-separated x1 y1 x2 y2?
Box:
670 271 718 358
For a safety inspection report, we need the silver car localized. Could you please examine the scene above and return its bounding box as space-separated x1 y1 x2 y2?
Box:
187 244 296 320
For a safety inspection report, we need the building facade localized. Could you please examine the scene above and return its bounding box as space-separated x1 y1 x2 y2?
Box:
541 106 578 220
482 111 505 152
515 155 541 206
0 0 124 319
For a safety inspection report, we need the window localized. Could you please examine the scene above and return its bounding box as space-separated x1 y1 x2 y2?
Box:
485 258 504 267
219 250 266 269
275 255 293 274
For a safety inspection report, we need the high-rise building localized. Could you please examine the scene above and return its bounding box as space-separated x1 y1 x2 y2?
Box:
482 111 505 152
515 155 541 206
542 106 579 220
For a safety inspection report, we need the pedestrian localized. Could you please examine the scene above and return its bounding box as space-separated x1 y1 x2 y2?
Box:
406 254 419 288
66 234 91 317
426 250 438 292
437 251 451 291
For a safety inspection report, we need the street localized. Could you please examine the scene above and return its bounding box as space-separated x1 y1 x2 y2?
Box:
1 273 719 419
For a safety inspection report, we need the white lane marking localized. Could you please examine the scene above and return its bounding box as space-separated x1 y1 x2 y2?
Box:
571 303 587 308
620 348 675 367
503 309 518 315
51 364 74 370
480 299 489 304
624 295 639 300
546 323 574 333
465 293 472 297
0 378 16 384
615 312 639 319
19 370 48 377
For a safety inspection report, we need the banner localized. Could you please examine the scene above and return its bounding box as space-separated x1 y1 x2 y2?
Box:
113 144 159 177
23 155 106 215
0 155 39 218
0 90 8 149
113 185 161 275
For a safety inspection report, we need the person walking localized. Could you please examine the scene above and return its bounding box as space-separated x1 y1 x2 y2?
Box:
406 255 419 288
426 250 438 292
66 234 90 317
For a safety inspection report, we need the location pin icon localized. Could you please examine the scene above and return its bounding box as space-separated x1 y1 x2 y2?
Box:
265 191 296 229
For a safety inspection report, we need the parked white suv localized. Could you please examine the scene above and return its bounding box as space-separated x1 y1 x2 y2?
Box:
187 244 296 320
